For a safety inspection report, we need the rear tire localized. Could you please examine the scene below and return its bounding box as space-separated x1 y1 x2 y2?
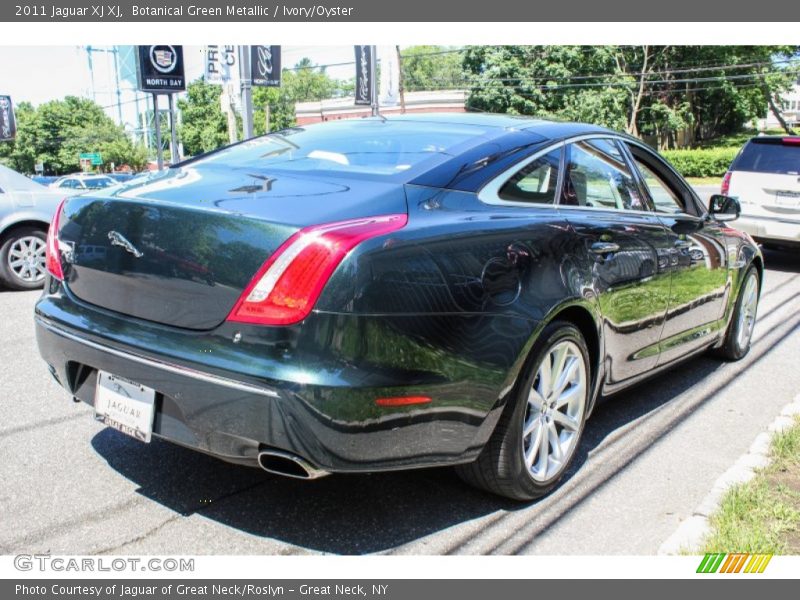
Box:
456 321 590 501
0 227 48 290
716 265 759 361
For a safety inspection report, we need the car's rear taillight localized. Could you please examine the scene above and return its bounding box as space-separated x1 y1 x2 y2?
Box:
227 214 407 326
782 137 800 145
45 198 67 281
721 171 732 196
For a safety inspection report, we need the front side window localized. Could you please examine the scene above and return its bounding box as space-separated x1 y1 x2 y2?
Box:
634 158 685 214
561 139 645 211
498 148 561 204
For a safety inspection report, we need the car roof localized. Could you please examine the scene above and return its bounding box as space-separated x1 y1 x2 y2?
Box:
364 112 619 138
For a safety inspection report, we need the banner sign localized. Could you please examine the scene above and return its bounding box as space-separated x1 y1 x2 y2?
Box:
136 45 186 93
0 95 16 142
205 45 239 85
354 45 374 106
250 45 281 87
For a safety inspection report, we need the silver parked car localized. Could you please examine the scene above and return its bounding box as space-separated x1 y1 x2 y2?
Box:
49 174 116 193
0 164 65 289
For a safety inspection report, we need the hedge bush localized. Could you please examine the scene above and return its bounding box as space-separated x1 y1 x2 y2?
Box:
660 147 739 178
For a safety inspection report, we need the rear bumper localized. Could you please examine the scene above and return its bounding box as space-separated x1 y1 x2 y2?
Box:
735 213 800 244
35 286 518 473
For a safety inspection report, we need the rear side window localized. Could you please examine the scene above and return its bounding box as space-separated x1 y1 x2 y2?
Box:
498 148 561 204
733 140 800 175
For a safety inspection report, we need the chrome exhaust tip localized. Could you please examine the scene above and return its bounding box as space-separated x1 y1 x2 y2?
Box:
257 449 330 480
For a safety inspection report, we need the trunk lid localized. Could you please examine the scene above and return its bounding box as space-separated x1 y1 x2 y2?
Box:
57 166 408 329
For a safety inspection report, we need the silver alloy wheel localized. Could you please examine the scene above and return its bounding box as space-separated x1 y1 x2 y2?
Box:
522 339 587 483
736 272 759 351
7 235 47 283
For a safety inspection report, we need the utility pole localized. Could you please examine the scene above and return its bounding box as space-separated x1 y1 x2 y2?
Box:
265 105 271 133
152 94 163 169
370 45 378 117
222 84 238 144
396 45 406 114
168 93 180 165
240 45 254 140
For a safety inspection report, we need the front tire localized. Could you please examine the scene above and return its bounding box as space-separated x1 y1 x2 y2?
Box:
0 227 48 290
457 321 590 501
716 265 759 361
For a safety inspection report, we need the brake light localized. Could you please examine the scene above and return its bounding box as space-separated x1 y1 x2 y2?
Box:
227 214 407 326
45 198 67 280
782 137 800 145
721 171 732 196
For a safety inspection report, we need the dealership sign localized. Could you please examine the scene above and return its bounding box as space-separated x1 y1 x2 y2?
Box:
205 45 238 85
250 45 281 87
354 45 374 106
0 95 16 141
136 45 186 93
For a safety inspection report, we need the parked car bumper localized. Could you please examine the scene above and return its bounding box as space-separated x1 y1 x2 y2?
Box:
34 284 516 473
734 213 800 245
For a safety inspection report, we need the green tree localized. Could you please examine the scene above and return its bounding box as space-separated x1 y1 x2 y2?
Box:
176 79 230 157
400 46 464 91
0 96 146 174
463 46 800 147
177 59 341 155
252 59 339 135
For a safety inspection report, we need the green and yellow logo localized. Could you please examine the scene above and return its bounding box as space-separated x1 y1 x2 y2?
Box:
697 553 773 574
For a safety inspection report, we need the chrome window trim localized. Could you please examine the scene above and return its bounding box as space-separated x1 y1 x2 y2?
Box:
35 316 280 399
478 133 646 212
477 140 567 208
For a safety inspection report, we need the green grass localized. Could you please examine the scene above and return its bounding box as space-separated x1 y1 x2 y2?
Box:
702 416 800 554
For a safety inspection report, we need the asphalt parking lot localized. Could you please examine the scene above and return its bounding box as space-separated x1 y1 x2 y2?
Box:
1 245 799 556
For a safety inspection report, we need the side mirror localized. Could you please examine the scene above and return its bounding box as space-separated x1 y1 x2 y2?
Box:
708 194 740 222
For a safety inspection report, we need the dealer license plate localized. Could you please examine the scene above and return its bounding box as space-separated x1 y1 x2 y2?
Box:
94 371 156 443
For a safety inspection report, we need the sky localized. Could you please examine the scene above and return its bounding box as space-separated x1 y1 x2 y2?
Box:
0 45 367 136
0 45 360 106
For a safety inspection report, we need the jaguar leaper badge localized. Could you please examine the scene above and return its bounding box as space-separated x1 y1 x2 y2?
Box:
108 231 143 258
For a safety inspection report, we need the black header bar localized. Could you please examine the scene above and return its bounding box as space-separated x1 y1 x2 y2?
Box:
2 0 798 22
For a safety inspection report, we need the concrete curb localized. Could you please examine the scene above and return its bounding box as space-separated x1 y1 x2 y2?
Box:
657 393 800 555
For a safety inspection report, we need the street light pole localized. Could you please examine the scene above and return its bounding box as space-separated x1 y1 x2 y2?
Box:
240 45 254 140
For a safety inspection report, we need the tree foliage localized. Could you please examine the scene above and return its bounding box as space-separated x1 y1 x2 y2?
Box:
177 59 342 156
0 96 147 174
400 46 464 91
463 45 800 147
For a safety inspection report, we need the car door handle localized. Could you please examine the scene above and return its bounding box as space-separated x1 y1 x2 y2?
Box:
674 239 692 249
590 241 620 255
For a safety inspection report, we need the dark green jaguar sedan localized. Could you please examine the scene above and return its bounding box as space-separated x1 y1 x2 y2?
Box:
35 114 761 500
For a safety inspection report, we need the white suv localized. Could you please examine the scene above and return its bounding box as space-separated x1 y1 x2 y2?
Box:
724 136 800 246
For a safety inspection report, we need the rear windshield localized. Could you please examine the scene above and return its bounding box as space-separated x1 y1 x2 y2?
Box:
733 140 800 175
191 119 493 180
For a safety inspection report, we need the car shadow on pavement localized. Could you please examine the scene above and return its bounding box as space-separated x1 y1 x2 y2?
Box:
761 247 800 274
89 350 740 555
